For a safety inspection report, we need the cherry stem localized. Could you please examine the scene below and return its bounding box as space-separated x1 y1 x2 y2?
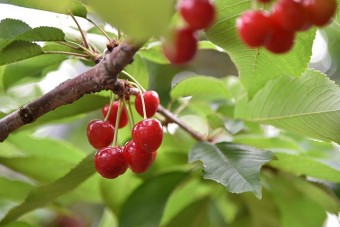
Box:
112 99 124 146
125 100 135 130
70 13 90 50
58 41 95 56
86 18 112 42
43 51 89 58
129 81 146 119
121 71 146 92
104 92 115 122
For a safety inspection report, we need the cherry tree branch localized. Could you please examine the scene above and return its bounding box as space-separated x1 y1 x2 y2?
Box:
0 41 142 142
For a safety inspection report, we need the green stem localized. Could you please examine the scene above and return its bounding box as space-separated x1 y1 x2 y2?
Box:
104 92 115 122
70 13 90 49
130 82 146 119
86 18 112 42
125 100 135 131
113 99 124 146
121 71 146 92
43 51 89 58
58 41 95 56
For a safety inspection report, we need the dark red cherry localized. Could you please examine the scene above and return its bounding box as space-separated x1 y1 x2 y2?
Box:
265 24 295 54
132 119 163 153
87 120 114 149
303 0 337 27
162 27 198 64
102 101 128 128
123 140 157 174
94 146 128 179
237 10 272 47
135 91 160 118
178 0 216 30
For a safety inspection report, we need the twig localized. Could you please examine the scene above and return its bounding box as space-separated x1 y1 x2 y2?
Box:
0 41 142 142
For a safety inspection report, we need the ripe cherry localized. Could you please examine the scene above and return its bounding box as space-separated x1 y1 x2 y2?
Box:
132 119 163 153
102 101 128 129
237 10 272 47
123 141 157 174
87 120 114 149
265 24 295 54
94 146 128 179
135 91 160 118
178 0 216 30
303 0 337 27
162 27 198 64
271 0 310 31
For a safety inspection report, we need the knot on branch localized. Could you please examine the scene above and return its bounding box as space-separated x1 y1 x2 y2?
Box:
19 106 35 123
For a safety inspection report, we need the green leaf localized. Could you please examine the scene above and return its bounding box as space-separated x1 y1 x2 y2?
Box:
15 27 65 42
235 69 340 143
206 0 315 97
269 152 340 183
0 41 42 66
0 0 87 18
2 221 38 227
0 19 31 49
189 142 273 198
1 54 66 90
85 0 176 41
119 172 188 227
139 42 169 64
171 76 231 100
0 177 33 202
0 153 95 225
123 54 149 89
164 197 226 227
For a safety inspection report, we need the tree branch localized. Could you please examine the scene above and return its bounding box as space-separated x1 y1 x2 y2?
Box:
0 41 142 142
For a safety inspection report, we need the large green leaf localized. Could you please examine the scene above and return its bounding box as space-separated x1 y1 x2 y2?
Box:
235 69 340 143
15 27 65 42
0 0 87 17
171 76 231 100
0 41 43 66
2 221 37 227
0 153 95 225
84 0 176 41
189 142 273 198
0 177 33 202
206 0 315 97
1 54 66 90
118 172 188 227
0 19 31 49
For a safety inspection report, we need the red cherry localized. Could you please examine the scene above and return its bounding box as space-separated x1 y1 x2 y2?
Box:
123 141 157 174
265 24 295 54
178 0 216 30
135 91 160 118
303 0 337 27
132 119 163 153
102 101 128 129
236 10 272 47
87 120 114 149
94 146 128 179
162 27 198 64
271 0 311 31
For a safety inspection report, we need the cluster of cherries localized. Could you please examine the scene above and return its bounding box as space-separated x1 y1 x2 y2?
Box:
237 0 337 53
162 0 216 64
87 90 162 179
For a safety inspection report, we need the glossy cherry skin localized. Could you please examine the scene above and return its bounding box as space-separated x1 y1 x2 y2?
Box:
272 0 311 31
102 101 128 128
303 0 337 27
265 24 295 54
94 146 128 179
178 0 216 30
163 27 198 64
123 141 157 174
132 119 163 153
87 120 114 149
237 10 272 47
135 91 160 118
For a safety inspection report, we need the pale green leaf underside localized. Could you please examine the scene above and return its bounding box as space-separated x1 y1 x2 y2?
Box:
0 153 95 225
189 142 273 198
206 0 315 98
235 69 340 143
171 76 231 100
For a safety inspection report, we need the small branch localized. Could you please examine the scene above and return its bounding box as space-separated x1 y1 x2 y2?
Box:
0 41 142 142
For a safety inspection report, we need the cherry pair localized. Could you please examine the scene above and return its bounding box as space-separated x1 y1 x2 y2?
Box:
237 0 337 53
94 118 163 179
162 0 216 64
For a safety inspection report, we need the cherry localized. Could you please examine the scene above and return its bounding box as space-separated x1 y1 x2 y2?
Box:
123 140 157 174
87 120 114 149
178 0 216 30
236 10 272 47
135 91 160 118
102 101 128 129
265 24 295 54
94 146 128 179
271 0 311 31
303 0 337 27
162 27 198 64
132 119 163 153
